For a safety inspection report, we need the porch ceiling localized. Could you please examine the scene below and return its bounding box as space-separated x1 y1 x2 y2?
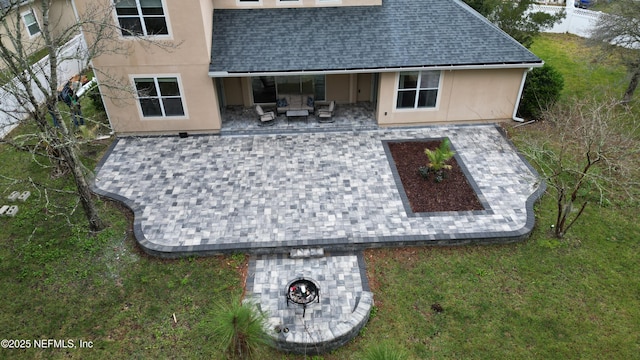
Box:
209 0 542 76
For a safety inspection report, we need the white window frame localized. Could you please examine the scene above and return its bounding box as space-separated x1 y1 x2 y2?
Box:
132 75 187 119
394 70 442 111
21 9 40 38
114 0 171 38
237 0 262 5
277 0 302 5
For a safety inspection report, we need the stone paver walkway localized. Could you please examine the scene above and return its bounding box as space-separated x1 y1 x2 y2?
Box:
92 124 543 256
92 123 544 354
246 252 372 354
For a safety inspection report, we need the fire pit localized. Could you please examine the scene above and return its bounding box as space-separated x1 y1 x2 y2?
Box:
286 277 320 317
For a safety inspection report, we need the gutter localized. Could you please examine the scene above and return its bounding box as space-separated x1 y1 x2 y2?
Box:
512 66 535 123
209 62 544 78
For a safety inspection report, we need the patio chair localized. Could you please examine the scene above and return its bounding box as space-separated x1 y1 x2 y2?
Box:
317 101 335 123
255 104 276 125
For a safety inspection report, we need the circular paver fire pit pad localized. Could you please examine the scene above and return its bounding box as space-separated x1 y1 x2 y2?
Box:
286 277 320 317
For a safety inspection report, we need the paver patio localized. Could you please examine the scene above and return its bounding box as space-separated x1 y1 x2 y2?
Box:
92 124 544 257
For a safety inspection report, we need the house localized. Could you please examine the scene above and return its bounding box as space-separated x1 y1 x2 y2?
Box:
73 0 543 136
0 0 77 68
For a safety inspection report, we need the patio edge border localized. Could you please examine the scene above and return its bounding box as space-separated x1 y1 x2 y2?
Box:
91 125 546 259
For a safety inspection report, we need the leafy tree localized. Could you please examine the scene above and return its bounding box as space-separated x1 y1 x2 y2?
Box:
463 0 565 48
589 0 640 103
518 64 565 119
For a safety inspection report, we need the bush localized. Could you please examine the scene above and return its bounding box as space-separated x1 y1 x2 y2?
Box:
518 64 564 120
87 86 105 113
198 298 269 359
363 342 408 360
421 138 455 183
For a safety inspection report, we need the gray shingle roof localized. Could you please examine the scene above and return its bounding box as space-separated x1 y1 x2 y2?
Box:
0 0 29 11
210 0 542 74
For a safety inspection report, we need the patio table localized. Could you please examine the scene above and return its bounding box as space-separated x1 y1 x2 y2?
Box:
286 109 309 124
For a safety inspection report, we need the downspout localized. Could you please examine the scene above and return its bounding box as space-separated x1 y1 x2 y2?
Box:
512 67 530 122
512 67 532 123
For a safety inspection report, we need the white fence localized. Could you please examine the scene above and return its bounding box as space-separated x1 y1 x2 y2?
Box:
533 4 601 38
0 34 89 138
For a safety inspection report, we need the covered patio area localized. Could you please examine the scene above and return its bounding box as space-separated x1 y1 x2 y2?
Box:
220 102 377 135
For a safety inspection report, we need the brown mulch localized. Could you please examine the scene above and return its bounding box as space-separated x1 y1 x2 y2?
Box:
387 140 483 212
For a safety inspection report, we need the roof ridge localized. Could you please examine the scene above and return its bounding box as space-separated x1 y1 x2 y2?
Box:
450 0 536 54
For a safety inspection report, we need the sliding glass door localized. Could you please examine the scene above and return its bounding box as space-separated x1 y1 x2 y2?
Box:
251 75 326 104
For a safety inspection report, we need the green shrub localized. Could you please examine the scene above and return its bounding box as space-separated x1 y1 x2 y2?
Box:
86 86 105 113
363 342 408 360
422 138 455 183
518 64 564 120
198 298 269 359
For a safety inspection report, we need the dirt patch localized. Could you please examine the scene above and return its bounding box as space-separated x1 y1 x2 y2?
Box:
386 140 484 213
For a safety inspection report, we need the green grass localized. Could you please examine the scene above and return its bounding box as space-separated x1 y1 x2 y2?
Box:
529 33 629 100
337 199 640 359
1 33 639 359
0 47 49 87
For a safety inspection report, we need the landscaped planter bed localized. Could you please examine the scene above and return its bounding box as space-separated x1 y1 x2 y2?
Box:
386 140 484 213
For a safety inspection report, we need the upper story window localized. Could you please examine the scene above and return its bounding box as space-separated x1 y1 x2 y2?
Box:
114 0 168 37
21 10 40 37
396 71 441 109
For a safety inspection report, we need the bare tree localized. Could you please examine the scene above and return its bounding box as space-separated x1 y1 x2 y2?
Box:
0 0 174 231
517 96 639 238
590 0 640 103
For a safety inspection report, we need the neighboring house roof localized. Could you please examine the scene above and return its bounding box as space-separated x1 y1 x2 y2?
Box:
0 0 30 11
210 0 542 76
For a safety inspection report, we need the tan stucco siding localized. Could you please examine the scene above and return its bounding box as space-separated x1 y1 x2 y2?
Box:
82 1 211 67
0 4 45 60
49 0 77 39
101 65 220 135
200 0 214 56
356 73 373 102
213 0 381 9
222 78 245 106
326 74 351 104
377 69 525 126
74 0 221 134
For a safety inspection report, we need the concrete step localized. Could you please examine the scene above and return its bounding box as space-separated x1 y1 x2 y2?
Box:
289 248 324 259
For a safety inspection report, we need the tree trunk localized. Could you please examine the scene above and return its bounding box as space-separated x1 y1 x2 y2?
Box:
58 142 106 232
623 68 640 103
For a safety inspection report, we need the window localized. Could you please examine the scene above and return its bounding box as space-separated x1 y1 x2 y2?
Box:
237 0 261 4
115 0 168 36
21 10 40 37
396 71 440 109
251 75 326 104
134 77 185 117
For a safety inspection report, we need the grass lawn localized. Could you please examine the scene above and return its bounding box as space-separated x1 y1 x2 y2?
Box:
1 33 639 359
529 33 629 100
